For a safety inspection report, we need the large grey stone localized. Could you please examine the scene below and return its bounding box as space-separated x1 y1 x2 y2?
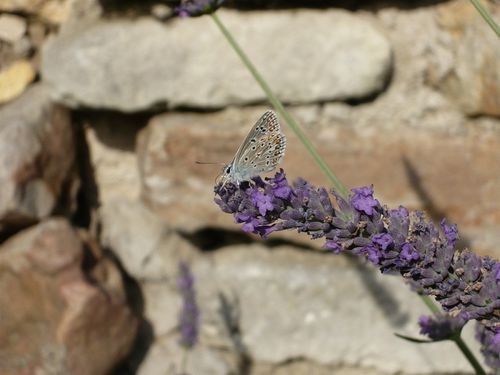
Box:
198 244 483 373
41 9 392 111
131 241 484 374
137 335 234 375
98 198 198 281
85 115 142 204
98 198 239 374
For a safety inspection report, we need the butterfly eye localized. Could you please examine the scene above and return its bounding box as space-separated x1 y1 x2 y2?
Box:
225 166 231 173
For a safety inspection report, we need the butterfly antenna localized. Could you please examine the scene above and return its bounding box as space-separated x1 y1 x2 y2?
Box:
195 161 225 165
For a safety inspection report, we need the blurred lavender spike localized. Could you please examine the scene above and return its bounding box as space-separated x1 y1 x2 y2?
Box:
175 0 224 17
177 262 200 348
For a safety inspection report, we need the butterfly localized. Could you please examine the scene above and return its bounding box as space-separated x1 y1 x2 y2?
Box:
219 110 286 186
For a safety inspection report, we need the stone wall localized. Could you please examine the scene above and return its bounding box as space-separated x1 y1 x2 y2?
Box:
0 0 498 374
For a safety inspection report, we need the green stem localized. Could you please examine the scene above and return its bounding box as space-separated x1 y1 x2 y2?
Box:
420 295 441 316
420 295 486 375
211 10 486 375
454 334 487 375
469 0 500 38
181 349 188 374
210 12 349 199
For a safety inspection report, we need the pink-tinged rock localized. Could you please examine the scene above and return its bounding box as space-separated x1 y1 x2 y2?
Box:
136 108 500 258
430 0 500 117
0 219 137 375
0 84 78 235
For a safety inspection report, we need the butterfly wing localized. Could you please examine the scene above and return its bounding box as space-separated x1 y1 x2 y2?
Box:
230 110 286 182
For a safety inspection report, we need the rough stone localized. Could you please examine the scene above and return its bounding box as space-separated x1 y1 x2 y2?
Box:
131 242 484 374
136 106 500 259
99 199 238 374
0 219 137 375
429 0 500 117
0 14 27 44
0 0 72 25
137 335 234 375
198 244 482 373
0 84 77 235
98 198 199 281
0 60 35 104
84 114 142 205
41 9 392 111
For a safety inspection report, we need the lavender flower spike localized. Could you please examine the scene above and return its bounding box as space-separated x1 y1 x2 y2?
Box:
175 0 224 17
214 170 500 338
475 323 500 370
418 314 465 341
177 262 200 348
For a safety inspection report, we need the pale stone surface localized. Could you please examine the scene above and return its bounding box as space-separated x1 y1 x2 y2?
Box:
0 219 137 375
98 195 485 374
142 281 180 337
376 1 500 119
252 362 389 375
136 107 500 258
137 335 234 375
85 118 141 204
0 84 77 234
98 198 199 281
0 0 72 25
0 14 26 44
0 60 35 103
198 244 482 373
41 9 392 111
427 0 499 117
99 198 238 374
126 239 484 374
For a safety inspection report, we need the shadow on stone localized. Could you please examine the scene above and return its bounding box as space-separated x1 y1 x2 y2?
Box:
103 249 155 375
346 254 410 328
98 0 452 14
71 119 100 229
218 292 253 375
181 227 254 251
181 227 315 252
75 109 152 152
228 0 451 11
187 227 409 329
402 156 471 250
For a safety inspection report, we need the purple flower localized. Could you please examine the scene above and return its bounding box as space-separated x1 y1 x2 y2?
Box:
476 323 500 369
325 240 342 253
251 189 274 216
175 0 224 17
351 186 379 216
494 262 500 283
363 244 383 265
213 170 500 337
372 233 393 251
418 314 465 341
400 243 420 262
441 219 459 247
269 170 292 199
177 262 200 348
